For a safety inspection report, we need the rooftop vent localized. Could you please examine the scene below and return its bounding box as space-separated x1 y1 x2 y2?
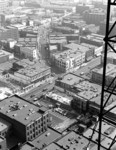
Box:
25 117 29 120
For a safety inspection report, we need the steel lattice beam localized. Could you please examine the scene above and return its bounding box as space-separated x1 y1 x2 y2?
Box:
98 0 116 150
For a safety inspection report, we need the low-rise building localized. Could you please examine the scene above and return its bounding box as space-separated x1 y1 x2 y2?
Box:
12 61 51 84
55 73 83 91
45 91 73 110
0 118 12 138
72 80 101 113
0 95 50 142
43 143 64 150
56 131 101 150
56 73 101 113
32 128 61 150
83 121 116 150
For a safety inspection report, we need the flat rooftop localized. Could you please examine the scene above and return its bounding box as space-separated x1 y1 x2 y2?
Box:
16 61 50 77
56 131 98 150
20 143 35 150
83 121 116 150
92 64 116 76
32 128 61 149
76 80 101 101
0 118 11 132
0 95 44 125
43 143 64 150
46 91 73 105
107 51 116 59
81 43 98 49
0 49 13 57
64 43 90 52
54 49 84 62
59 73 83 86
0 61 13 71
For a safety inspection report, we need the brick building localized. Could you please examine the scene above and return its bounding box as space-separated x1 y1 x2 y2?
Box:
0 95 50 142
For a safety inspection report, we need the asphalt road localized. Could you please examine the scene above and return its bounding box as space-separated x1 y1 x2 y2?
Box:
21 57 101 101
74 56 101 78
22 81 54 102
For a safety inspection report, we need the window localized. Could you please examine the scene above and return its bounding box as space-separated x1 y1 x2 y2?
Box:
30 130 32 134
27 126 29 130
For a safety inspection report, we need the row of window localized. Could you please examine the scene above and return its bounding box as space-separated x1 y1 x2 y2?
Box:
27 127 47 141
27 118 49 131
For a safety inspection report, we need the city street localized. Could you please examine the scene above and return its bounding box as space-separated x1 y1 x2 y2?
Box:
22 80 55 102
74 56 101 79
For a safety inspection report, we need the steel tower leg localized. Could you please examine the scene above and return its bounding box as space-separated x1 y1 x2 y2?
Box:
98 0 116 150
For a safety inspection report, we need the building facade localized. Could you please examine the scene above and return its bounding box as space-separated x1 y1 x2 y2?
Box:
51 49 85 72
12 62 51 84
0 96 50 142
0 26 19 41
0 0 8 13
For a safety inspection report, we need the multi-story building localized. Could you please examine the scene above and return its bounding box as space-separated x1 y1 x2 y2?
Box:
20 47 38 60
0 26 19 41
55 73 101 113
0 50 14 64
0 0 8 13
0 95 50 142
80 33 104 47
0 118 12 138
51 49 85 72
55 73 82 92
49 36 67 51
71 80 101 113
45 91 73 110
0 136 7 150
100 20 116 36
83 8 106 26
11 61 51 84
76 4 91 14
63 43 94 62
92 63 116 87
101 51 116 65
